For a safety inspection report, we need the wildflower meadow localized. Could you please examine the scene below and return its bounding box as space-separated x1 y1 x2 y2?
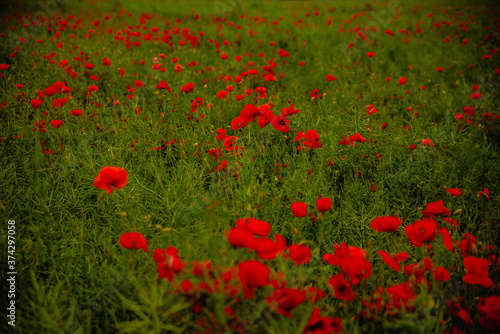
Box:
0 0 499 333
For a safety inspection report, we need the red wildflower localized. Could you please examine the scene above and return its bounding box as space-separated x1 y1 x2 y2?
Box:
366 51 375 57
252 235 287 260
437 227 453 252
215 128 228 141
303 129 322 149
217 90 228 99
287 244 312 265
434 267 450 281
119 232 148 252
447 188 462 197
316 197 332 212
422 199 449 218
70 109 82 116
405 218 437 247
93 166 128 194
49 120 63 129
180 82 194 93
462 256 494 288
370 216 401 232
223 136 239 152
378 250 404 273
421 139 434 147
266 288 306 318
341 256 372 285
302 307 342 334
238 260 271 299
326 74 337 81
157 80 172 92
30 99 43 110
399 77 407 85
479 296 500 330
291 202 308 217
479 188 490 199
309 89 321 100
271 114 290 133
328 274 356 301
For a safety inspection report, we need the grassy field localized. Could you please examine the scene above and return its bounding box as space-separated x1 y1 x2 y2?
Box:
0 0 499 333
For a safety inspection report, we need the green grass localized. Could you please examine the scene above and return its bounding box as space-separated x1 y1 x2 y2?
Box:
0 0 499 333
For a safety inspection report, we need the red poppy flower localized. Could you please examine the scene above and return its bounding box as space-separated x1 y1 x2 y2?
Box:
70 109 82 116
119 232 148 252
215 128 228 141
281 104 300 117
217 90 228 99
252 235 287 260
303 129 322 149
30 98 43 110
378 250 405 273
366 51 375 57
287 244 312 265
370 216 401 232
291 202 308 217
238 260 271 299
271 114 290 133
93 166 128 194
479 296 500 330
422 199 449 218
433 267 450 281
405 218 437 247
341 256 372 285
231 116 249 130
155 246 182 281
236 218 271 237
462 256 494 288
447 188 462 197
180 82 194 93
437 227 453 252
479 188 490 199
421 138 434 147
223 136 239 151
437 67 444 72
103 57 111 66
326 74 337 82
386 282 415 311
49 120 63 129
323 242 366 267
309 89 321 100
302 307 343 334
227 226 256 248
156 80 172 92
348 132 366 144
316 197 331 212
266 288 306 318
328 274 356 301
399 77 407 85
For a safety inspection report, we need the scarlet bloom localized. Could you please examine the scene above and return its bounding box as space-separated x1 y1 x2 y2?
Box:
447 188 462 197
328 274 356 301
70 109 82 116
341 256 372 285
462 256 494 288
422 138 434 147
217 90 228 99
366 51 375 57
30 98 43 110
326 74 337 81
378 250 408 273
271 114 290 133
155 246 182 281
266 288 306 318
215 128 228 141
223 136 239 151
437 67 444 72
252 235 287 260
119 232 148 252
303 129 322 149
180 82 194 93
433 267 450 281
302 307 342 334
238 260 271 299
370 216 401 232
479 296 500 330
405 218 437 247
399 77 407 85
316 197 332 212
288 244 312 265
437 227 453 252
348 132 366 144
309 89 321 100
93 166 128 194
103 57 111 66
49 120 63 129
156 80 172 92
291 202 308 217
